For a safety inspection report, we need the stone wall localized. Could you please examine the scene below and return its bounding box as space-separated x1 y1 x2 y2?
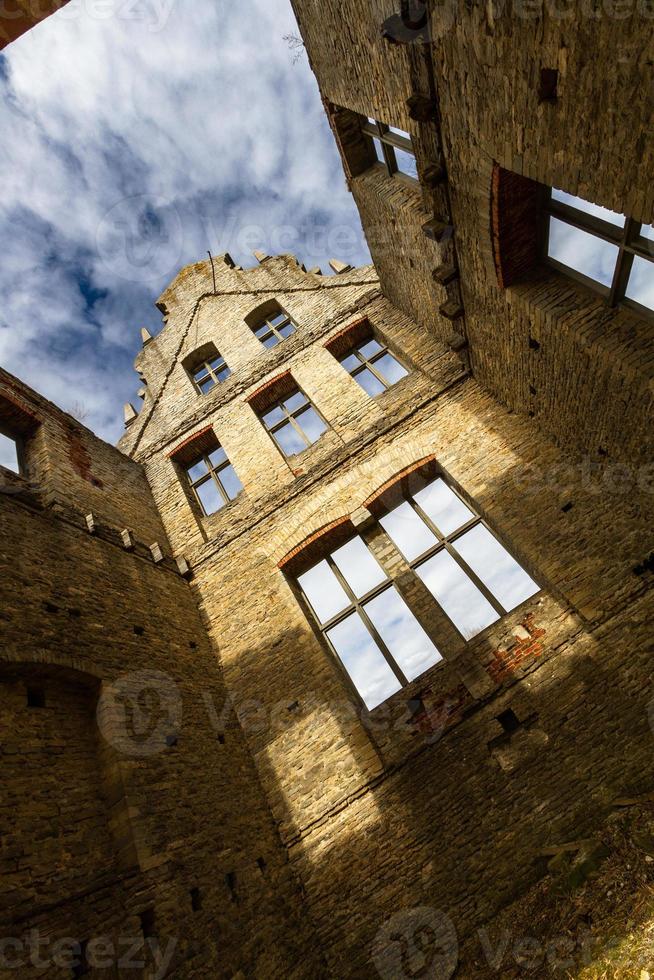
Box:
0 371 324 978
128 254 654 975
290 0 654 466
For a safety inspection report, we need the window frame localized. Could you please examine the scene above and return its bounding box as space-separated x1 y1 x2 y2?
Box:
191 353 231 395
379 473 541 640
185 446 241 516
543 189 654 320
0 426 22 475
259 388 328 458
339 335 409 394
302 550 412 699
361 119 417 181
251 308 297 349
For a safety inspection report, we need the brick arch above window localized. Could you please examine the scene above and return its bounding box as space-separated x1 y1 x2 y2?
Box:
278 515 356 577
323 316 373 358
490 163 544 289
362 456 439 516
167 425 217 467
244 298 286 329
181 342 230 394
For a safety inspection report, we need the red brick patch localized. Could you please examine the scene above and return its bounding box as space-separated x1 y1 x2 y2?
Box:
487 615 547 684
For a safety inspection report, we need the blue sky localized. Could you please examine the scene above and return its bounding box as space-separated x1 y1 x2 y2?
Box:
0 0 370 443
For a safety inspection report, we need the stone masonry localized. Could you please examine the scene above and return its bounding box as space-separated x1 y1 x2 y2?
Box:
1 0 653 976
115 249 651 975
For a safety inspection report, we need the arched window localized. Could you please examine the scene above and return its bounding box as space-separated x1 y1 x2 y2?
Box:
283 464 540 710
246 301 297 349
168 426 243 516
182 343 231 395
325 318 409 396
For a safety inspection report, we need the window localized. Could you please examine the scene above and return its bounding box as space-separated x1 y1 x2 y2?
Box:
361 119 418 180
259 388 328 457
297 535 442 710
186 445 242 516
339 336 409 396
191 353 231 394
0 431 20 473
251 308 296 349
544 188 654 317
182 343 231 395
378 476 539 640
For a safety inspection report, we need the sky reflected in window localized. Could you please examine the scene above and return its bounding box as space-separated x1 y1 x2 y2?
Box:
454 525 538 611
0 432 19 473
625 256 654 311
365 588 441 681
548 217 619 288
418 550 499 639
327 613 402 710
331 537 386 598
298 560 350 624
380 501 437 561
414 479 473 536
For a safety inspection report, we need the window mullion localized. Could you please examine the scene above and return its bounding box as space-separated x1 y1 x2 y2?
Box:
326 556 409 688
366 360 390 388
409 498 446 542
288 413 310 447
382 142 397 177
212 470 230 505
359 594 410 687
441 538 506 617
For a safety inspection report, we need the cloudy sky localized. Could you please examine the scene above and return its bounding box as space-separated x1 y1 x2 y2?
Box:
0 0 370 443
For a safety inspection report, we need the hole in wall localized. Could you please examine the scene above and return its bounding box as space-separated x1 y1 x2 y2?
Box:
256 857 267 875
44 602 59 614
528 336 541 351
165 733 179 748
497 708 521 734
140 908 156 940
217 734 225 745
68 608 82 619
27 687 46 709
225 872 237 902
561 502 574 513
538 67 559 102
133 625 145 636
190 887 202 911
71 940 90 978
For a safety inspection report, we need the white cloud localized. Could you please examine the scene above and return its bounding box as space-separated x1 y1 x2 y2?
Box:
0 0 369 443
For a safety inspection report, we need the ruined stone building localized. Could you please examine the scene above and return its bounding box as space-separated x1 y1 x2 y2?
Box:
1 1 653 978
